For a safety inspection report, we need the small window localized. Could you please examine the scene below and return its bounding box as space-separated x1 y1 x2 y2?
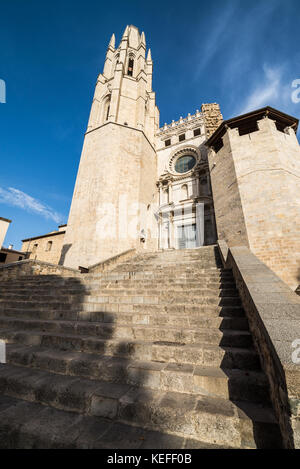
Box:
179 133 185 142
46 241 53 252
0 253 7 263
32 243 38 253
193 128 201 137
165 139 171 147
18 256 23 261
127 57 134 77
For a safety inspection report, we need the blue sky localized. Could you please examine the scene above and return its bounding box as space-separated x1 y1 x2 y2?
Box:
0 0 299 250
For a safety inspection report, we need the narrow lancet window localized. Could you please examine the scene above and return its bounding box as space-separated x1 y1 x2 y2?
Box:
127 58 134 76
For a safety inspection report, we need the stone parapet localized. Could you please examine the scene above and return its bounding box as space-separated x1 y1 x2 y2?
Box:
87 248 137 274
0 259 81 281
218 240 300 448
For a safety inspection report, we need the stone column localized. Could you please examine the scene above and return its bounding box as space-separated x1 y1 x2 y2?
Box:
196 203 205 247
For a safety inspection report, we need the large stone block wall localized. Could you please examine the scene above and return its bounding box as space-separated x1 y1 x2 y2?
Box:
62 122 157 269
208 131 249 247
209 117 300 290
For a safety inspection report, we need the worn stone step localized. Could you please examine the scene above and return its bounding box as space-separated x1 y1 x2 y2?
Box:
0 316 251 346
0 297 242 315
6 342 261 387
81 296 242 311
0 362 269 414
0 394 232 449
0 304 246 322
1 329 254 364
0 313 249 334
0 288 239 304
0 286 239 300
101 271 234 281
98 279 236 288
91 288 239 298
0 365 281 448
0 278 236 291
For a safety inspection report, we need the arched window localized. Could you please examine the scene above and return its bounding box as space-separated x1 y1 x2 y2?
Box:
127 57 134 76
181 184 188 200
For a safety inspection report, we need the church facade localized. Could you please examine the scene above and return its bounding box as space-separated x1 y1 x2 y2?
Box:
21 25 300 291
60 25 224 268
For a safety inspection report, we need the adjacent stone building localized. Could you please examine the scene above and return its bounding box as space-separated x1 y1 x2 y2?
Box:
22 225 66 265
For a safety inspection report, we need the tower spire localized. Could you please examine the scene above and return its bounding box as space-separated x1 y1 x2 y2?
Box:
147 48 152 62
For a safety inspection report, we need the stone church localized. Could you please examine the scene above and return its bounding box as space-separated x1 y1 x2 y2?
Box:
0 25 298 449
22 25 300 291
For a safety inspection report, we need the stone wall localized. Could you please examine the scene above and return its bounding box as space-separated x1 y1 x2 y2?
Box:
208 130 249 247
218 240 300 449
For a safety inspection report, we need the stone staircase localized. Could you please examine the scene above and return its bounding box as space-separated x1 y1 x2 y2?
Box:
0 246 283 448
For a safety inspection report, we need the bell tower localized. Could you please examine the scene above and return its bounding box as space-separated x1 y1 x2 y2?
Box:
62 26 160 269
86 25 158 145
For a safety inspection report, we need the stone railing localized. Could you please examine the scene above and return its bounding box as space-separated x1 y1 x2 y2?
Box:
86 249 137 274
157 111 203 134
218 240 300 449
0 259 81 281
0 249 138 280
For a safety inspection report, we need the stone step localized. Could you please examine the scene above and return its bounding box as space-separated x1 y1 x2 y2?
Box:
0 394 233 449
0 362 269 409
0 316 251 345
101 271 233 281
0 285 238 299
0 329 253 364
0 296 242 314
6 342 261 381
0 288 239 303
0 313 249 333
98 279 236 288
0 271 234 286
116 265 223 272
0 304 246 322
0 366 282 448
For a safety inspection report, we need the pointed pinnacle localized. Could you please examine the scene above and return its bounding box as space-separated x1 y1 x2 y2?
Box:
147 48 152 62
140 31 146 46
109 33 115 49
122 25 129 38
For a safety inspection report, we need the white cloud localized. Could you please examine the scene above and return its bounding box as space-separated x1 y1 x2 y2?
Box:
238 65 282 114
0 187 63 223
195 4 236 76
